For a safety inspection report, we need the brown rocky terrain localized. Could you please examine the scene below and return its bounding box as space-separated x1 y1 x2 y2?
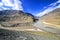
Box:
0 10 38 31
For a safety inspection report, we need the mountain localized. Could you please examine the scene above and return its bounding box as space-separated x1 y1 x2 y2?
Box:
34 8 60 34
40 8 60 28
0 10 38 27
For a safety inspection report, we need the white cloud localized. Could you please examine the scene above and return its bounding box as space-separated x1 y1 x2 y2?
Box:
2 0 14 6
36 0 60 17
0 0 23 10
0 2 3 6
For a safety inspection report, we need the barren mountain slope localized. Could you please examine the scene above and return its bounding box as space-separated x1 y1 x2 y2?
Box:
40 8 60 28
0 10 39 31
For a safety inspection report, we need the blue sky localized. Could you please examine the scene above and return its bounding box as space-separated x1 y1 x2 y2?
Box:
21 0 58 15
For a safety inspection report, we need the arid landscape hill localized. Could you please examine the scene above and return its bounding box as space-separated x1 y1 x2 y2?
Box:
40 8 60 28
0 10 37 27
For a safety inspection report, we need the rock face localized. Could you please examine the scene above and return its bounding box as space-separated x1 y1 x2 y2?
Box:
0 10 36 27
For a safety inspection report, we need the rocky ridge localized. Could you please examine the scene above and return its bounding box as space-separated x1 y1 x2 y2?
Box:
0 10 38 27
